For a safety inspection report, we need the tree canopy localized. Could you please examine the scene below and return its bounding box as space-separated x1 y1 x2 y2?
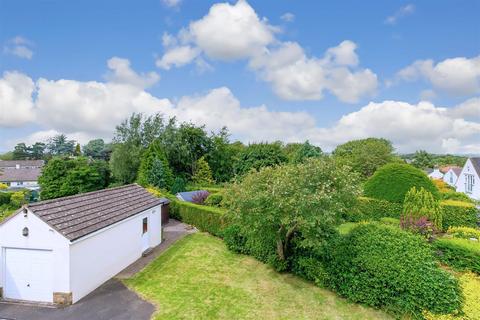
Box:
233 142 287 176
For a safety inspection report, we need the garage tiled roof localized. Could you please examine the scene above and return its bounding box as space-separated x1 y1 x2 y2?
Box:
27 184 168 241
0 167 42 182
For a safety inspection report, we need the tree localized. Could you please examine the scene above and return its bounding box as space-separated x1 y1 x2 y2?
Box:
403 187 443 230
223 158 360 270
83 139 110 160
30 142 46 159
205 127 240 182
289 141 322 164
39 157 110 200
47 134 75 156
74 143 82 156
10 191 27 208
192 156 214 185
411 150 434 169
12 143 29 160
113 113 165 148
137 140 173 190
233 142 287 176
332 138 398 179
110 143 142 184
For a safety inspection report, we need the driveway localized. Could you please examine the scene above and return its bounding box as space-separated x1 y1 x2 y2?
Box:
0 279 155 320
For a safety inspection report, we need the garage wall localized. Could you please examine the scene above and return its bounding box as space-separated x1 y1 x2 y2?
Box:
0 211 70 295
69 205 162 303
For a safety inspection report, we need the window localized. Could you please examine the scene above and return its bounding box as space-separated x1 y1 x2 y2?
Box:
142 217 148 234
465 174 475 194
450 175 453 183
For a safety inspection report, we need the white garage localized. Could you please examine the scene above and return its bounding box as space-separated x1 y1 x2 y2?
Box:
0 184 169 305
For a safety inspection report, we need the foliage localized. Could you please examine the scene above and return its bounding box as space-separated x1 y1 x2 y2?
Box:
364 163 440 203
12 142 46 160
170 176 187 194
185 185 223 193
433 238 480 274
288 141 323 164
337 222 360 235
379 217 400 226
83 139 111 160
204 193 223 207
0 183 7 190
325 223 462 317
10 191 27 208
192 156 214 185
347 196 403 221
447 227 480 240
191 190 210 205
205 128 241 182
113 113 165 148
39 157 110 200
125 233 391 320
403 187 443 230
170 200 226 237
233 142 287 177
411 150 434 169
137 140 173 190
0 192 11 205
400 216 435 239
223 158 360 270
109 143 142 184
46 134 76 156
424 272 480 320
441 190 475 203
0 151 14 160
332 138 398 179
441 200 478 230
223 224 248 254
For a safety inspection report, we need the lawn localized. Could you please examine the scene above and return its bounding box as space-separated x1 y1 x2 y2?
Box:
125 233 392 320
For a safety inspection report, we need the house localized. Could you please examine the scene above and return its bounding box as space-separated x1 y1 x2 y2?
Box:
176 190 207 202
442 166 462 187
455 157 480 200
0 160 44 191
427 168 444 180
0 184 169 305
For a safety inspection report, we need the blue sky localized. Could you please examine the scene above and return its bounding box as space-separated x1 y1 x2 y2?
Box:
1 0 479 153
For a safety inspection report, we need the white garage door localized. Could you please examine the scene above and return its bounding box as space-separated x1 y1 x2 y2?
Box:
4 248 53 303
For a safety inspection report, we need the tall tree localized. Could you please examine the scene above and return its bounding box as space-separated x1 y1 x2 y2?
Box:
110 143 142 184
30 142 46 159
47 134 75 156
332 138 398 179
12 143 29 160
137 140 173 189
192 156 214 185
233 142 287 176
83 139 108 160
205 127 240 182
289 141 323 164
411 150 434 169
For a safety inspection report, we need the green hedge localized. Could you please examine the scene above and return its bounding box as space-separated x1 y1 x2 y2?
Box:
170 200 227 237
441 200 478 230
185 185 224 194
433 237 480 274
0 192 12 206
347 197 403 221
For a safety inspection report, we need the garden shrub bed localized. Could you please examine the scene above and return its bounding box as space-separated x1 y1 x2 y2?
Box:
433 237 480 274
170 200 227 237
347 197 402 221
441 200 478 230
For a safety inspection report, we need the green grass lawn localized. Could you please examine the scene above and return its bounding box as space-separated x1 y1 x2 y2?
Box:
125 233 392 320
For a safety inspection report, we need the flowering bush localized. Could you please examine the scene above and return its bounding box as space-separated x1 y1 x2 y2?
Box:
401 215 435 240
191 190 210 205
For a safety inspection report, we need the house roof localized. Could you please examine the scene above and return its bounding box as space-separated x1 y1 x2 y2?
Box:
26 184 168 241
0 167 42 182
450 166 463 176
470 157 480 176
0 160 44 168
176 190 206 202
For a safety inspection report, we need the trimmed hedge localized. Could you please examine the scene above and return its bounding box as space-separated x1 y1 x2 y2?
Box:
204 193 223 207
441 200 478 230
433 237 480 274
364 163 439 203
170 200 227 237
447 226 480 240
326 223 462 316
347 196 403 221
0 192 12 206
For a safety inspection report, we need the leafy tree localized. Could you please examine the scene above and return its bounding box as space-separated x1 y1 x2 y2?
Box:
113 113 165 148
223 158 360 270
171 176 187 194
110 143 142 184
0 183 7 190
205 128 240 182
83 139 111 160
39 157 110 200
0 152 14 160
290 141 322 164
192 156 214 185
403 187 443 230
74 143 82 156
12 143 29 160
411 150 434 169
332 138 398 179
30 142 46 159
137 140 173 190
233 142 287 176
47 134 75 156
10 191 27 208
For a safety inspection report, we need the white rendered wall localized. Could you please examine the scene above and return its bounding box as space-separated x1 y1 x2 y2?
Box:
456 159 480 200
0 210 70 294
69 205 162 303
443 170 458 187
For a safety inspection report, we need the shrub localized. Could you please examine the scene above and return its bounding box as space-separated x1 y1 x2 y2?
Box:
424 272 480 320
191 190 210 205
185 185 223 194
347 196 402 221
0 192 12 206
433 179 454 193
325 223 462 317
364 163 439 203
137 140 174 190
204 193 223 207
447 227 480 240
10 191 27 208
379 217 400 226
433 238 480 274
192 156 215 185
441 200 478 230
400 216 435 239
223 224 248 254
403 187 443 230
171 176 187 194
170 200 226 237
441 190 474 203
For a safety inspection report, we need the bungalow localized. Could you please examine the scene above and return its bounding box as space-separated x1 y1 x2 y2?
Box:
455 157 480 200
0 160 44 191
0 184 169 305
427 168 444 180
442 166 462 187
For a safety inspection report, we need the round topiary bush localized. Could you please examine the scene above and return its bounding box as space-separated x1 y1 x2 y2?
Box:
325 223 462 317
363 163 439 203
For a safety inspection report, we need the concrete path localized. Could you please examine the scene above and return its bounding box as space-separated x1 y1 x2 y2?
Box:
116 219 196 279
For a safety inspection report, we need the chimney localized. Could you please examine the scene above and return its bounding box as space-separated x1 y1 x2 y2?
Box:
16 164 20 169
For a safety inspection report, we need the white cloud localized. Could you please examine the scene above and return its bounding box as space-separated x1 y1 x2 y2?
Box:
0 71 35 127
162 0 181 8
397 55 480 96
385 4 415 25
106 57 160 88
155 1 377 103
280 12 295 22
3 36 34 59
447 97 480 122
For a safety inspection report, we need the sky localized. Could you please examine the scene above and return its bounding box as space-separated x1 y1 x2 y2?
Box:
0 0 479 154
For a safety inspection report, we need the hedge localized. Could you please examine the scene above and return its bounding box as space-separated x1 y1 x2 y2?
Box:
170 200 227 237
0 192 12 206
441 200 478 230
346 197 403 221
447 226 480 240
433 237 480 274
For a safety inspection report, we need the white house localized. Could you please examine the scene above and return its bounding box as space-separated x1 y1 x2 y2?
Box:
0 160 44 191
443 166 462 187
428 168 444 180
455 157 480 200
0 184 168 305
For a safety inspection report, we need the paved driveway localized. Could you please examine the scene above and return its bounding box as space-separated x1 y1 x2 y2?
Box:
0 279 154 320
